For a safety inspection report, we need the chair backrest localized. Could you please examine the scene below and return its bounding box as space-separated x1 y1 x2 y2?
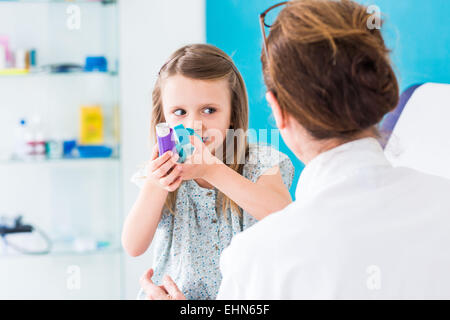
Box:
381 83 450 180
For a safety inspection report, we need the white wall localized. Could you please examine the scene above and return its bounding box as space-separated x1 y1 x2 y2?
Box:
0 1 122 299
119 0 205 299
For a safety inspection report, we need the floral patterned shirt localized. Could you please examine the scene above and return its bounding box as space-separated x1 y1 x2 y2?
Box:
131 143 295 300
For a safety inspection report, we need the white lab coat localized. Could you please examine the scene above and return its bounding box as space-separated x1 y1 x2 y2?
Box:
217 138 450 299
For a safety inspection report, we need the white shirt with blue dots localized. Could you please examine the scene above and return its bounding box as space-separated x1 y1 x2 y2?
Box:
131 143 295 300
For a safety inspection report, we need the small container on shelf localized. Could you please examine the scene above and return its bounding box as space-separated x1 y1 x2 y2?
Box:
0 45 6 70
14 49 27 70
63 139 78 158
45 139 64 159
12 118 30 160
25 115 46 160
77 145 113 158
84 56 108 72
0 35 11 69
79 105 104 145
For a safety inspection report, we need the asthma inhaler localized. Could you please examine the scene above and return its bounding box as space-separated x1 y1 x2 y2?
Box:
156 123 176 156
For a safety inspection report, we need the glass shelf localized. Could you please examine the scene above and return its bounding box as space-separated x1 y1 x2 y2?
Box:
0 229 122 258
0 156 120 165
50 243 122 256
0 70 118 77
0 0 116 4
0 242 122 258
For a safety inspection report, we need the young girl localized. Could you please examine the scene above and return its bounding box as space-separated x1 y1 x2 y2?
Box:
122 44 295 300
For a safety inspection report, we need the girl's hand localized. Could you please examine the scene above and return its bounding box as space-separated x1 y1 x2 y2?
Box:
146 144 183 192
179 135 222 181
139 268 186 300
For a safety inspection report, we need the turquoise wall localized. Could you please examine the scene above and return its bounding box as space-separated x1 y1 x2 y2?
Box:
206 0 450 199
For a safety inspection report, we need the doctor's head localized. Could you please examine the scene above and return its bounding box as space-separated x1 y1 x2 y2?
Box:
261 0 399 163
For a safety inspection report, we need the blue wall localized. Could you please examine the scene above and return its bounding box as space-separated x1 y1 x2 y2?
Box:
206 0 450 199
363 0 450 90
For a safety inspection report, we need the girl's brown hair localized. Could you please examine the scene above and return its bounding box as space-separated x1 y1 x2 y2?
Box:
151 44 249 217
262 0 399 141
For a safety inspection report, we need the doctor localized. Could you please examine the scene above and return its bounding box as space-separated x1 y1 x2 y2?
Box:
140 0 450 299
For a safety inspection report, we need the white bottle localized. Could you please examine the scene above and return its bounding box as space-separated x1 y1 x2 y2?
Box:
0 45 6 70
14 49 26 69
13 118 30 160
35 131 46 160
28 115 46 160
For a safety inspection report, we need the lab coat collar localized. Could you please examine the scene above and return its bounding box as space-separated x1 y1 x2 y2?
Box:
295 137 391 200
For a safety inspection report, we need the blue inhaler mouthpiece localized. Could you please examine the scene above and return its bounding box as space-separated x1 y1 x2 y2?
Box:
156 123 201 163
173 124 202 163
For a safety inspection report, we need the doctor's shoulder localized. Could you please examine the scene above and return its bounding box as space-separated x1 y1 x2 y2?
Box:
391 165 450 198
223 198 300 260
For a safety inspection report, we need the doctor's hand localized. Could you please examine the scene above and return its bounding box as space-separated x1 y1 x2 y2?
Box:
139 268 186 300
178 135 222 181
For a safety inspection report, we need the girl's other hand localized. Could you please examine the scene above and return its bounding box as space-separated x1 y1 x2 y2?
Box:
179 135 222 181
146 144 183 192
139 268 186 300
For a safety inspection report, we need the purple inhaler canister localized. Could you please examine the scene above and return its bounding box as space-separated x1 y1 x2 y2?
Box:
156 123 177 157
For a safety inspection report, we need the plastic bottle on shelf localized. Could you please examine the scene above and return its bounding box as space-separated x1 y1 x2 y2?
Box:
14 49 26 70
26 115 46 160
24 124 34 160
46 134 64 159
35 131 46 160
0 45 6 70
13 118 30 161
0 35 9 69
34 116 46 160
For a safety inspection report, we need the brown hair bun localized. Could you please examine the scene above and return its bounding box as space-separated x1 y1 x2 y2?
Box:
262 0 399 140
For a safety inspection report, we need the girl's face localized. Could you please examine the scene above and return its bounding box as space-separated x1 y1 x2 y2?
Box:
161 74 232 155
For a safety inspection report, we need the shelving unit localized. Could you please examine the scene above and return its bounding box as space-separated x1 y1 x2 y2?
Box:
4 0 117 4
0 239 122 258
0 70 118 77
0 156 120 164
0 0 123 299
1 0 117 5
